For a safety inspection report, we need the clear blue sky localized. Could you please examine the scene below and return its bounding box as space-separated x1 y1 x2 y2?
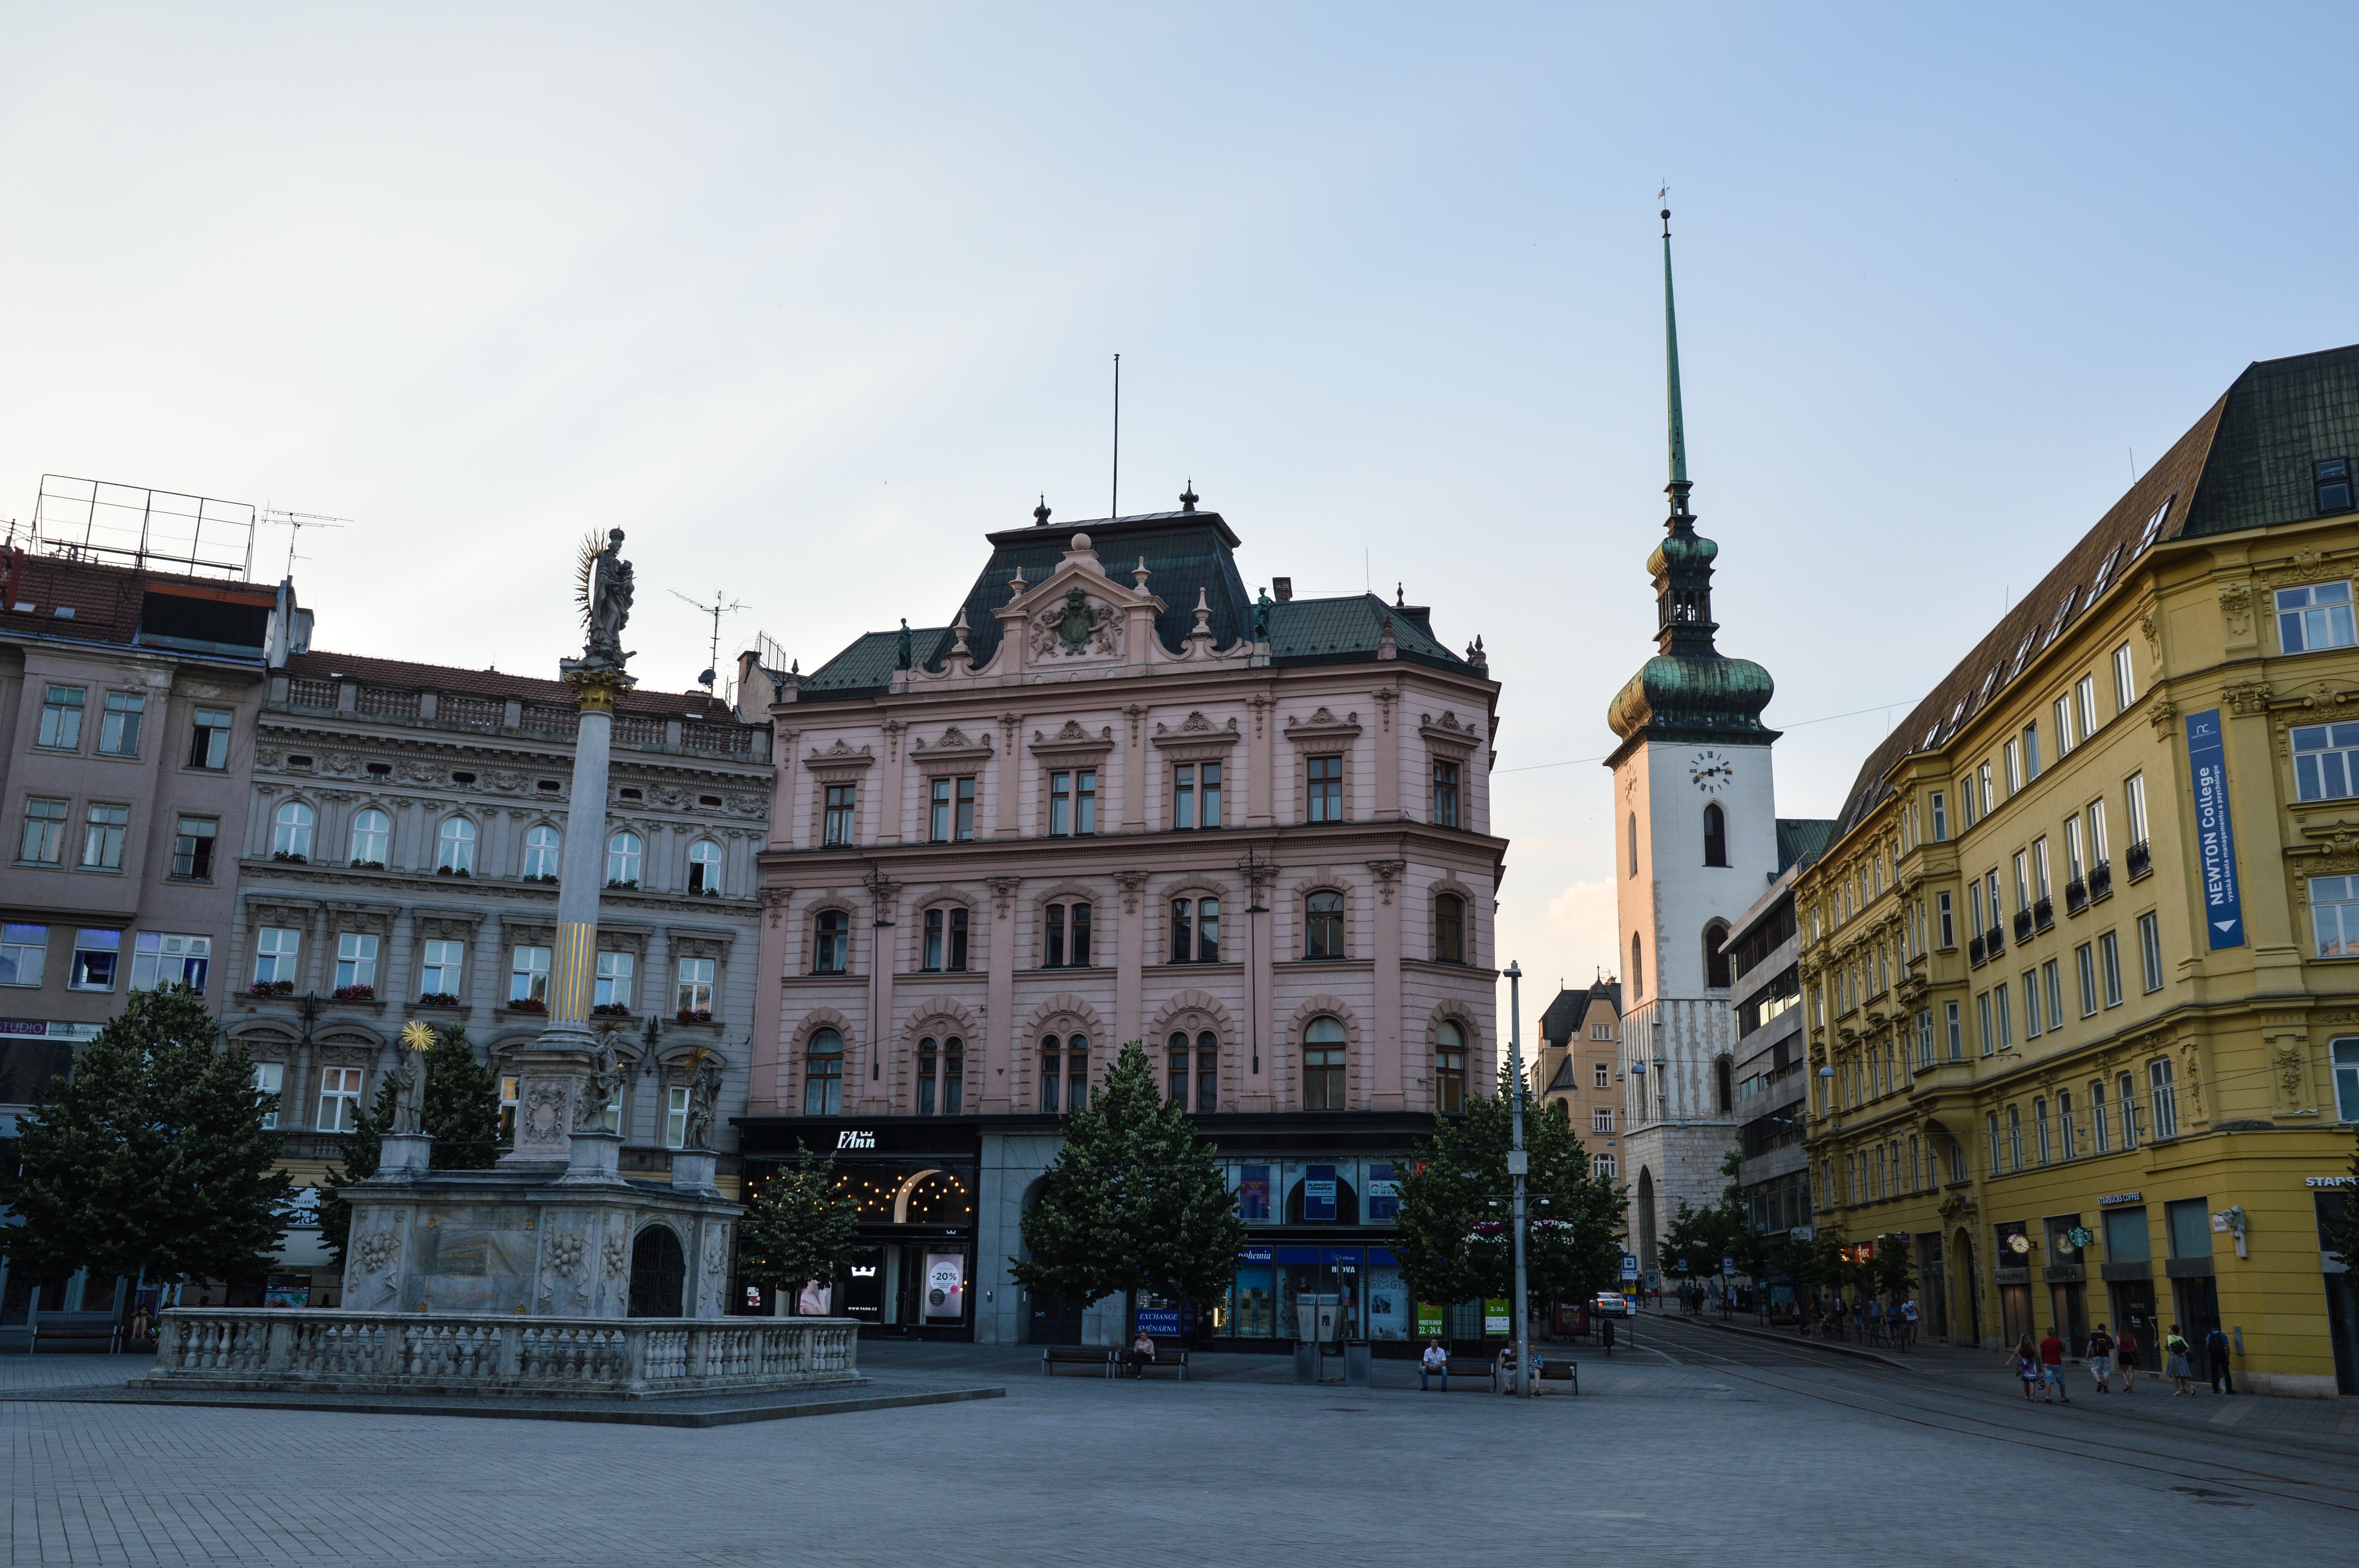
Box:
4 5 2353 1022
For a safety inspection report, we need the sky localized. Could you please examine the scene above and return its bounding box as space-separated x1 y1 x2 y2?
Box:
4 4 2355 1032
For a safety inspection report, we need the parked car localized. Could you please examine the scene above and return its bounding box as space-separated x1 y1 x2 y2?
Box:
1592 1291 1632 1318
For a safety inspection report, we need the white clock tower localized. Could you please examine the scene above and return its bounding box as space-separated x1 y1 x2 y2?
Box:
1604 206 1782 1279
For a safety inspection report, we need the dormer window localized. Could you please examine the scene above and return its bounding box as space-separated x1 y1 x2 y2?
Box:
2318 457 2352 515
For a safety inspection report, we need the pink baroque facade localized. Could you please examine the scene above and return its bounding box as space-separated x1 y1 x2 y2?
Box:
738 499 1503 1346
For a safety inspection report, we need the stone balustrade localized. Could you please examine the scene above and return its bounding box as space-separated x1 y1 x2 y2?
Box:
145 1310 860 1399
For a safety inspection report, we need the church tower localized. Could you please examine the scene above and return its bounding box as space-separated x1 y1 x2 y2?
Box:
1604 207 1781 1278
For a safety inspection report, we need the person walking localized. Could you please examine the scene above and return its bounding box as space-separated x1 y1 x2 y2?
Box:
2164 1324 2196 1395
2115 1325 2141 1394
2006 1334 2044 1402
2204 1324 2235 1394
1418 1338 1449 1391
2038 1326 2073 1404
2086 1323 2115 1393
1898 1296 1918 1350
1864 1296 1885 1346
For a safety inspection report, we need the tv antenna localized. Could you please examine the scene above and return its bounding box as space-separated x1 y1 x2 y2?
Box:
671 588 750 699
261 508 349 576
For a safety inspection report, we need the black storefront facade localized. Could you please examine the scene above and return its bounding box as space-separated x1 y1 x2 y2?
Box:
736 1115 983 1339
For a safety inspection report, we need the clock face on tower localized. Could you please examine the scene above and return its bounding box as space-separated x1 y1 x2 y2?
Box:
1688 750 1735 793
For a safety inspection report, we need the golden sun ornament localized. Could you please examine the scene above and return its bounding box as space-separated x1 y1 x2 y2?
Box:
399 1020 437 1052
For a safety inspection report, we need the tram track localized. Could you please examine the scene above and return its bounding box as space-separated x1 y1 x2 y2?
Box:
1645 1324 2359 1515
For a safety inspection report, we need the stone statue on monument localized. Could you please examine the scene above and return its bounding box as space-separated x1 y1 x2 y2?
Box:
683 1050 724 1151
387 1020 436 1135
575 1034 628 1132
575 528 636 670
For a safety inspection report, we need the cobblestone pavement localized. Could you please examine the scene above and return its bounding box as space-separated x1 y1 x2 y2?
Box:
5 1339 2354 1566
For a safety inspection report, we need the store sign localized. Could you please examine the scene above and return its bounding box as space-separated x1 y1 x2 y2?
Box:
2098 1191 2144 1206
836 1129 878 1151
0 1019 101 1042
1304 1164 1338 1223
923 1252 965 1319
1135 1307 1181 1336
1238 1245 1273 1264
1483 1298 1510 1336
1365 1163 1399 1222
2184 709 2246 949
1237 1165 1272 1222
2306 1176 2359 1188
1416 1302 1445 1338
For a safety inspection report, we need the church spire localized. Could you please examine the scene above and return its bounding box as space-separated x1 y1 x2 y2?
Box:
1663 203 1690 515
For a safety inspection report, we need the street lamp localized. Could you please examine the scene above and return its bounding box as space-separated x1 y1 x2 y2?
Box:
1505 960 1532 1398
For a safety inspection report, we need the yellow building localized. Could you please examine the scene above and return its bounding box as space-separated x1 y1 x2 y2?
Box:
1532 980 1624 1178
1797 345 2359 1396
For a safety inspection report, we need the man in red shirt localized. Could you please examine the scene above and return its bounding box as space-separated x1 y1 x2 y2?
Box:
2038 1327 2073 1404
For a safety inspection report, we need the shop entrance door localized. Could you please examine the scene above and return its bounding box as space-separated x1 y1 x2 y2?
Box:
2323 1272 2359 1397
1918 1235 1948 1339
1027 1294 1085 1345
1999 1283 2032 1348
2172 1275 2221 1337
2107 1278 2157 1341
2048 1282 2088 1354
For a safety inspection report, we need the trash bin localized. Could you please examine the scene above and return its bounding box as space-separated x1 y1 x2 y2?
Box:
1293 1340 1318 1385
1343 1339 1371 1387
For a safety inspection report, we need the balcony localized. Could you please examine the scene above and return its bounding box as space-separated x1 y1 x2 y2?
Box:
2063 877 2088 915
2012 909 2034 945
1969 934 1987 967
1986 925 2005 959
2089 860 2113 901
2033 897 2054 933
267 682 769 762
2126 840 2152 881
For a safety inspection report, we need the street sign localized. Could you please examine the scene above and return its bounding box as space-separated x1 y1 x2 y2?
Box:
1620 1252 1639 1281
1721 1255 1735 1276
1673 1258 1689 1274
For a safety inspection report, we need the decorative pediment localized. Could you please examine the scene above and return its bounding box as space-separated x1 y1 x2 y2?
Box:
909 725 994 772
1284 708 1361 745
1029 587 1124 661
1029 718 1116 758
1152 711 1240 755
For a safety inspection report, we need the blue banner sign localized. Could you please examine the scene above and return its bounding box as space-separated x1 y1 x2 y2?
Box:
1365 1162 1399 1221
1134 1307 1181 1336
2184 708 2246 949
1304 1163 1337 1223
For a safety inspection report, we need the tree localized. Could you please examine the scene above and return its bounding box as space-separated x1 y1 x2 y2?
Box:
0 985 290 1289
738 1143 863 1312
1392 1062 1626 1325
1010 1040 1245 1334
1868 1232 1919 1303
319 1024 502 1263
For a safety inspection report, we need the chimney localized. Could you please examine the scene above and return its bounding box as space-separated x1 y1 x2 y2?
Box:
1272 577 1294 603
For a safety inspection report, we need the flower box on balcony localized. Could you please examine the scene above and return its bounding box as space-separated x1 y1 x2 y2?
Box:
251 980 296 998
331 985 376 1003
591 1003 632 1018
417 992 461 1007
676 1008 713 1025
507 997 547 1015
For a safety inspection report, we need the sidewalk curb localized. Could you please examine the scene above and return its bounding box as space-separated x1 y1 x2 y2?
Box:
1683 1314 1914 1372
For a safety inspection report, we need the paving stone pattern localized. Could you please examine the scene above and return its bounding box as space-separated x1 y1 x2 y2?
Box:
4 1339 2352 1566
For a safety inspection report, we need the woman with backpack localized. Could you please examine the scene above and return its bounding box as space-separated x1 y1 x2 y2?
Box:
2005 1334 2043 1401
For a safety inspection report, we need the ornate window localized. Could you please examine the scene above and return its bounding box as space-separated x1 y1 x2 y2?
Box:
1435 1020 1466 1113
1703 802 1728 867
1174 763 1223 830
593 951 634 1013
1049 769 1097 837
1303 1016 1347 1111
1305 756 1342 823
813 910 850 975
804 1027 843 1115
436 815 476 873
606 831 643 887
1041 1034 1087 1113
1432 760 1460 827
686 838 724 896
349 808 391 866
676 956 714 1017
823 784 856 846
271 800 314 860
1044 902 1091 967
930 776 976 842
523 824 560 879
1434 894 1465 964
1169 897 1220 963
923 906 970 972
917 1036 964 1114
1305 891 1345 959
317 1066 364 1132
334 932 378 991
509 944 550 1005
1703 920 1731 989
419 939 464 1001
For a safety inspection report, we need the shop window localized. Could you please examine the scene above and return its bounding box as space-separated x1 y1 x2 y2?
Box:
1305 891 1345 959
1434 1021 1465 1113
813 910 849 975
923 906 970 972
804 1027 843 1115
1303 1016 1347 1111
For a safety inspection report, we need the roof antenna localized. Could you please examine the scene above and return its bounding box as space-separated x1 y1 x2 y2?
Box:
670 588 750 702
262 507 349 577
1110 352 1121 523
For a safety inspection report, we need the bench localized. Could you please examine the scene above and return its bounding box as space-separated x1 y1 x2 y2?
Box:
30 1321 123 1354
1041 1346 1115 1377
1126 1350 1189 1381
1538 1360 1580 1394
1419 1355 1496 1389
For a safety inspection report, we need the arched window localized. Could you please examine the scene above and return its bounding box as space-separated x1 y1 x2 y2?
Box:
1632 933 1645 1000
1703 920 1732 989
1193 1029 1217 1113
1305 891 1345 959
1433 893 1465 964
917 1036 964 1115
348 808 389 866
687 838 723 896
1435 1020 1466 1113
523 824 560 880
803 1027 843 1115
1703 802 1728 867
271 800 314 860
1041 1035 1088 1114
813 910 849 975
1303 1016 1347 1111
437 816 476 873
606 831 643 887
1628 813 1639 877
1167 1033 1192 1104
1714 1055 1733 1116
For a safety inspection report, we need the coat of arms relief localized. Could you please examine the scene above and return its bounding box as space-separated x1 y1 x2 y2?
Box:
1030 586 1121 658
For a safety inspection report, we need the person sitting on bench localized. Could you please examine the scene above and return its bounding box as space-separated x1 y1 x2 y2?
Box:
1419 1338 1449 1390
1124 1329 1156 1377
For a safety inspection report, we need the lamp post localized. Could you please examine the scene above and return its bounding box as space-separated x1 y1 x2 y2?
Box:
1505 960 1532 1398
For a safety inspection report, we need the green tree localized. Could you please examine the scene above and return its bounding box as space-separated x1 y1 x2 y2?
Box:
1010 1040 1245 1334
739 1143 863 1312
1391 1063 1626 1323
0 986 290 1289
1867 1232 1919 1303
319 1025 502 1262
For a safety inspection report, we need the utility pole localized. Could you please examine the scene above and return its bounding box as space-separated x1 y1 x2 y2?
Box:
1506 959 1532 1396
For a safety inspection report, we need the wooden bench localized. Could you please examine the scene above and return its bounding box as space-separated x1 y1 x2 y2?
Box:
1041 1346 1115 1377
1126 1350 1189 1381
30 1320 123 1354
1419 1354 1496 1389
1538 1359 1580 1394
